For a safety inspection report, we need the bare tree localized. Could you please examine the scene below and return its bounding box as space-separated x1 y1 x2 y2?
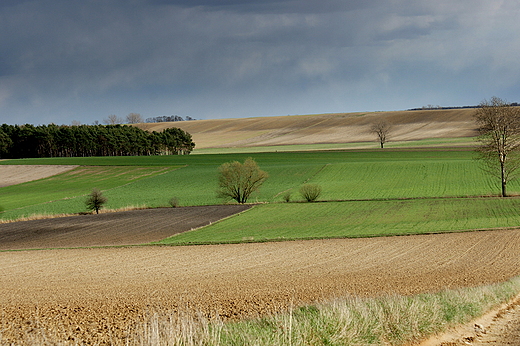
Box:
475 96 520 197
217 158 268 204
85 188 108 214
126 113 143 124
370 120 391 148
103 114 123 125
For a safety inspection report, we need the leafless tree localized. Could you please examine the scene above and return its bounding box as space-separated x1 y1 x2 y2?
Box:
103 114 123 125
217 158 268 204
126 113 143 124
475 96 520 197
370 120 391 148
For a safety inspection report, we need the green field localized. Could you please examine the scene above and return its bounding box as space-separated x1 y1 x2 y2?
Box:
157 198 520 244
1 149 520 242
0 166 176 219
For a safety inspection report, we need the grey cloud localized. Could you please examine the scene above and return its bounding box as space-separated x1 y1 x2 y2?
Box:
374 16 459 41
149 0 380 14
0 0 519 125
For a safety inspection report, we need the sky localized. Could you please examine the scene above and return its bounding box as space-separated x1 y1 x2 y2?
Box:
0 0 519 125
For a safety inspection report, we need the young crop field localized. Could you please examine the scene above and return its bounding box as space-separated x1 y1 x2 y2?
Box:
1 150 520 232
0 166 175 219
0 148 476 167
157 198 520 244
309 160 498 200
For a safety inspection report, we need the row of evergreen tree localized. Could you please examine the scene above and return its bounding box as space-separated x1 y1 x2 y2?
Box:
0 124 195 159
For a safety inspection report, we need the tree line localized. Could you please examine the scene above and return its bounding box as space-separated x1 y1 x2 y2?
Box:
408 102 519 111
145 115 195 123
0 124 195 159
101 113 195 125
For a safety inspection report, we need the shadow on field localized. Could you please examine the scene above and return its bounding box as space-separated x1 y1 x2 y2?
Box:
0 205 251 250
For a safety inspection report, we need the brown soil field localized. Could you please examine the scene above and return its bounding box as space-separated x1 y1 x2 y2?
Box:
0 205 251 250
1 225 520 344
0 165 78 187
136 109 478 149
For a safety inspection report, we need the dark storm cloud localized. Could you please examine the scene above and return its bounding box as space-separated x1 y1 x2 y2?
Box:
0 0 519 124
149 0 378 14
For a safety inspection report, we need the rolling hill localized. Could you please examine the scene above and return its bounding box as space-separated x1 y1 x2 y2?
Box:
136 108 478 149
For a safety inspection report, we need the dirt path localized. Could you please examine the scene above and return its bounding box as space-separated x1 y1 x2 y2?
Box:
472 299 520 345
420 293 520 345
0 165 78 187
1 229 520 344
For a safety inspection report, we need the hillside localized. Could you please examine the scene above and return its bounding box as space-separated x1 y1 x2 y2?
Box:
136 108 478 149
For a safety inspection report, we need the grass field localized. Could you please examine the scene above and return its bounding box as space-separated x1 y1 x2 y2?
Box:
157 198 520 244
0 166 175 219
1 149 520 239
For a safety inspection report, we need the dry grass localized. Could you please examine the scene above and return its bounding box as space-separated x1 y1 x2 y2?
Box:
0 205 149 224
129 277 520 346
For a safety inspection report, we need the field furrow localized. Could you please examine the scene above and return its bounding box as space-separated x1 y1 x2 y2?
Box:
0 205 251 250
1 229 520 344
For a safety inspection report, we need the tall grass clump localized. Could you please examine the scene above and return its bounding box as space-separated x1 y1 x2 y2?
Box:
129 277 520 346
168 197 180 208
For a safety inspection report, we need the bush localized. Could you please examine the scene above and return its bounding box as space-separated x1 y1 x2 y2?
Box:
282 191 292 203
169 197 180 208
299 184 322 202
85 188 107 214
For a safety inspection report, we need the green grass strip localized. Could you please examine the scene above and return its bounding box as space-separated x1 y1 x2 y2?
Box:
158 198 520 245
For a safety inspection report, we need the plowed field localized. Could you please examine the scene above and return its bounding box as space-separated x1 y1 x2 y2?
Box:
0 205 251 250
137 108 478 149
1 223 520 344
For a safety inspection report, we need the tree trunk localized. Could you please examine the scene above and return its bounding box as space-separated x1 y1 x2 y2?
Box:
501 161 507 197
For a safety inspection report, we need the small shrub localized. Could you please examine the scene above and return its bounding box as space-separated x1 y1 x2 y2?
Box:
299 184 322 202
282 191 291 203
85 188 107 214
169 197 180 208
